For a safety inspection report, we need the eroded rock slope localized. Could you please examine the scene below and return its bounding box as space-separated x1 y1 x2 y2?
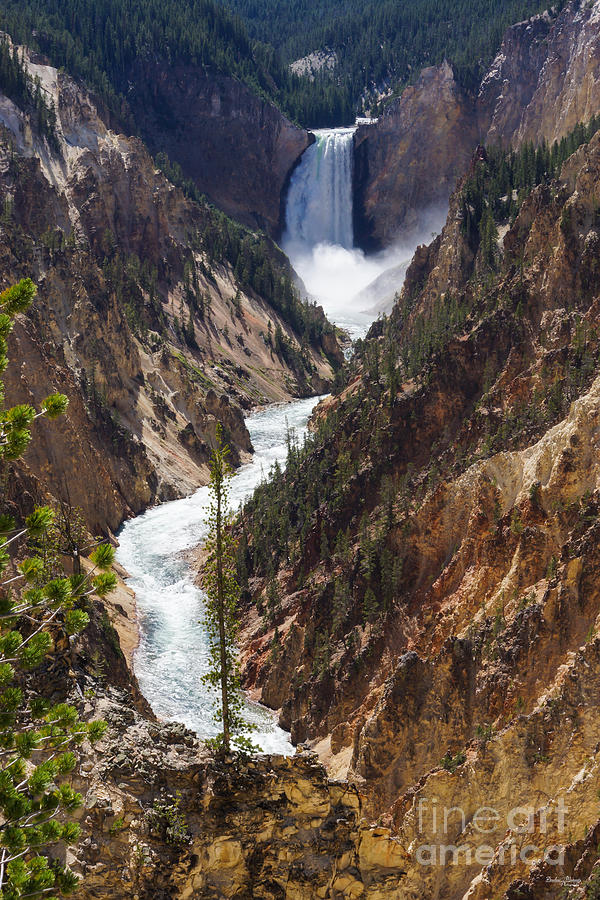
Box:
355 0 600 249
237 120 600 898
0 47 339 534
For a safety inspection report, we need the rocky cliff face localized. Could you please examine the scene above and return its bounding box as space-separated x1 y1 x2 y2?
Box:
236 121 600 897
481 0 600 147
127 60 312 236
355 0 600 249
354 63 478 250
70 702 409 900
0 529 407 900
0 48 338 534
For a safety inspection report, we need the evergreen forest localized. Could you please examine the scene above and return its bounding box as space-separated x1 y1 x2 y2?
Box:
0 0 562 129
219 0 563 119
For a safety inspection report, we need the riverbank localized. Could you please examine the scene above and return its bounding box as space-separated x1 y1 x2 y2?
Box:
105 393 319 676
105 562 141 670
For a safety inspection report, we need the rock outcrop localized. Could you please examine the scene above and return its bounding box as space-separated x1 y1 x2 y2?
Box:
481 0 600 147
70 692 409 900
354 63 478 250
10 545 409 900
355 0 600 249
36 593 409 900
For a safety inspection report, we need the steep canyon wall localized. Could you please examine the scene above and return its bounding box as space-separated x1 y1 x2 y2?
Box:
0 50 337 534
126 61 312 236
355 0 600 249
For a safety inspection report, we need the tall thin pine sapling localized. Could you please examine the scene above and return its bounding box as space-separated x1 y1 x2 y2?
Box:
201 426 255 754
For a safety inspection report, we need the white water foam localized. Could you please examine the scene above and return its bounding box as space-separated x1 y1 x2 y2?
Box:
285 128 355 250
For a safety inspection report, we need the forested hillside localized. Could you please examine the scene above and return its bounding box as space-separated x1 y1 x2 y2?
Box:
0 0 348 128
0 0 563 129
219 0 562 121
0 47 340 537
242 113 600 637
0 0 275 130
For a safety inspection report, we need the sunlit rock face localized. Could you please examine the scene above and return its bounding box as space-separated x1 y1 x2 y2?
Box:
480 0 600 147
354 62 477 251
355 0 600 251
69 688 408 900
0 47 337 535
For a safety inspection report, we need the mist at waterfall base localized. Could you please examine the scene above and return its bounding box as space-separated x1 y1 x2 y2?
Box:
283 128 447 336
283 240 426 336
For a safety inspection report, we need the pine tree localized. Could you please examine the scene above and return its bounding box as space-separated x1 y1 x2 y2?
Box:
0 279 113 898
184 308 196 348
201 426 255 754
362 587 379 624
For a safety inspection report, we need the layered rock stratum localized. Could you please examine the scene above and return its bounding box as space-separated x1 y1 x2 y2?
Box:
71 689 409 900
354 61 478 250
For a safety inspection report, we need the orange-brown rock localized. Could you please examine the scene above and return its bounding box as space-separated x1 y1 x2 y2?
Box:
67 685 409 900
354 62 478 250
481 1 600 147
0 47 338 534
238 121 600 899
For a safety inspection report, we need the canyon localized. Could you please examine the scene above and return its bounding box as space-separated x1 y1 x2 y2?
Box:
233 9 600 891
0 46 339 536
3 0 600 897
0 37 408 900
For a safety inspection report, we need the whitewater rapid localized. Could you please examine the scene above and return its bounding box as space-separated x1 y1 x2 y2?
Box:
117 398 322 754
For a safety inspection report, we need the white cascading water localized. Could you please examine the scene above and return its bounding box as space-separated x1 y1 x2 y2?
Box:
285 128 355 250
117 397 323 754
282 127 418 337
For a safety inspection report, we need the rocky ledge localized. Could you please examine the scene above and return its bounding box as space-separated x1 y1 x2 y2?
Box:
64 684 408 900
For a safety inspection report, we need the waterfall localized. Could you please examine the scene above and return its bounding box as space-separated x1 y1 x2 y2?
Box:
284 127 355 250
282 124 427 338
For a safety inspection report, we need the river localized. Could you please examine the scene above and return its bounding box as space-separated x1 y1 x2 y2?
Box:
116 397 322 753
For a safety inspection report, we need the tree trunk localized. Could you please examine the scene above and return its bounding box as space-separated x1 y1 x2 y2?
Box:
215 471 230 752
